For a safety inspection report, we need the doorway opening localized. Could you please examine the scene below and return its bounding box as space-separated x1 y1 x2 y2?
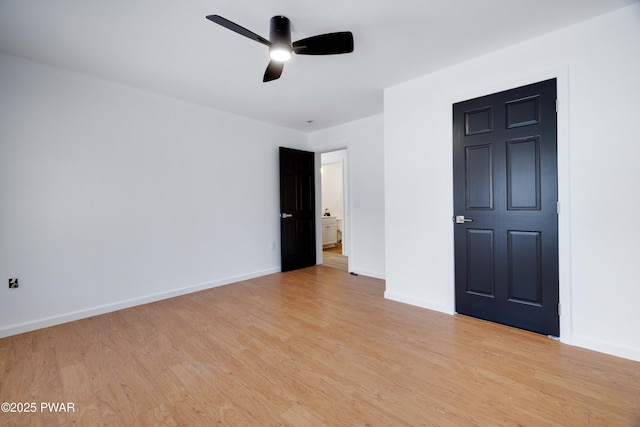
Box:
321 149 349 271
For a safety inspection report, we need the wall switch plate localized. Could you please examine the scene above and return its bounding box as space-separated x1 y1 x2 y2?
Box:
8 278 19 289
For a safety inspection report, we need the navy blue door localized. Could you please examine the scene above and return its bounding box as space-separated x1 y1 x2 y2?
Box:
453 79 559 336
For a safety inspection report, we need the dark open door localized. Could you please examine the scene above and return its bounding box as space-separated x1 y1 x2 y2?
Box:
453 79 559 336
279 147 316 272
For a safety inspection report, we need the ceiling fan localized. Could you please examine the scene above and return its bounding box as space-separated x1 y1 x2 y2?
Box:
206 15 354 82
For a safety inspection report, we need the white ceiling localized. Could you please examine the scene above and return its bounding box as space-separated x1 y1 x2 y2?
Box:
1 0 638 132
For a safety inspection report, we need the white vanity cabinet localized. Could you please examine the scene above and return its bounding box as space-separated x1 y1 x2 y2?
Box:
322 217 338 247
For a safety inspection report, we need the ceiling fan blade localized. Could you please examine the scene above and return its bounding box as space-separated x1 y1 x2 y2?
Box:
292 32 354 55
263 61 284 82
206 15 271 47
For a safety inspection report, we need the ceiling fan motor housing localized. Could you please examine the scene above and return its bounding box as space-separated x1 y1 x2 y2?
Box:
270 16 292 46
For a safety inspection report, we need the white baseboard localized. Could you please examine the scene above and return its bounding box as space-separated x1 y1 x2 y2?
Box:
350 269 386 280
384 291 454 315
571 334 640 362
0 267 280 339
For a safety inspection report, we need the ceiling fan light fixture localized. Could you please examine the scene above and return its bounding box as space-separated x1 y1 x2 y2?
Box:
269 44 292 62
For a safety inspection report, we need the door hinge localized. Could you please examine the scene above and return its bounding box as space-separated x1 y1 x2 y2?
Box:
557 201 560 215
555 99 558 112
558 303 561 316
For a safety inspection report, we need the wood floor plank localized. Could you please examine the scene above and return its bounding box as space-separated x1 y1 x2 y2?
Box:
1 266 639 426
135 403 179 427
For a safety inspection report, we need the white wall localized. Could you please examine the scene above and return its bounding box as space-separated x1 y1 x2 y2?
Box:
0 53 309 337
309 115 385 279
321 161 344 220
384 4 640 361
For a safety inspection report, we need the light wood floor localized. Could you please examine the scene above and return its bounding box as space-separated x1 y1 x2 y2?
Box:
1 267 639 426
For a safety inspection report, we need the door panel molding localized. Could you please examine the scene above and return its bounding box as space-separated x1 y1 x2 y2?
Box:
465 144 494 210
506 136 541 210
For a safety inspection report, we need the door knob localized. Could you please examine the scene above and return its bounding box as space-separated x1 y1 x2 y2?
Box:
455 215 473 224
281 213 293 219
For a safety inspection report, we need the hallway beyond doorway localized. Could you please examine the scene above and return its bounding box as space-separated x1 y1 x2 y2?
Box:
323 243 348 271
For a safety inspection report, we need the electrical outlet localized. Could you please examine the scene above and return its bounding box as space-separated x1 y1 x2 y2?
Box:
8 278 19 289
